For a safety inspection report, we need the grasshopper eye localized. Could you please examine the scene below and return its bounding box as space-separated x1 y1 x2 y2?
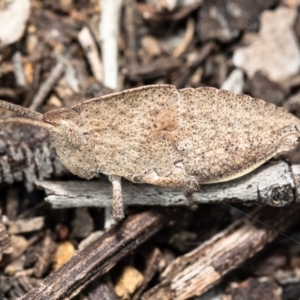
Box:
176 139 193 152
43 108 78 125
60 120 84 148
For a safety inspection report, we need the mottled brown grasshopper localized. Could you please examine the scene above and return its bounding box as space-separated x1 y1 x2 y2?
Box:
1 84 300 220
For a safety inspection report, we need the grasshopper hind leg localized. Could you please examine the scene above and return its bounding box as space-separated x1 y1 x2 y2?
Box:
137 170 199 190
275 125 300 155
135 170 199 210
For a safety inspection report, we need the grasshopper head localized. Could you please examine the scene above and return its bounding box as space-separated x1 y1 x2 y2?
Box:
43 107 98 179
0 101 98 179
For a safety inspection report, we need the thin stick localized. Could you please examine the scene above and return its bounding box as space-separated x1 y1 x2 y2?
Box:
29 60 65 111
172 18 195 58
99 0 122 89
12 50 26 87
124 0 138 66
78 26 103 82
38 160 297 208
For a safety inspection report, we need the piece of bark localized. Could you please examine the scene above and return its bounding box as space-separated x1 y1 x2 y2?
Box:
38 160 296 209
8 276 41 298
0 124 67 190
8 217 45 234
275 269 300 285
34 10 77 46
4 256 25 276
20 209 170 300
0 87 18 99
142 205 300 300
78 231 104 251
139 35 162 63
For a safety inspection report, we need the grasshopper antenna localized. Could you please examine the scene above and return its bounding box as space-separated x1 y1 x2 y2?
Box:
0 100 43 120
0 117 53 131
0 100 53 131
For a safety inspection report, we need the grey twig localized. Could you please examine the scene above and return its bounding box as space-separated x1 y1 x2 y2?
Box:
143 205 300 299
29 60 65 110
99 0 122 89
78 26 103 82
37 160 298 209
12 50 26 87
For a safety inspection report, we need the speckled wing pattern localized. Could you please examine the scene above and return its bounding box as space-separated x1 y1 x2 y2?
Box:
77 85 180 179
151 89 184 176
73 84 300 185
177 87 300 183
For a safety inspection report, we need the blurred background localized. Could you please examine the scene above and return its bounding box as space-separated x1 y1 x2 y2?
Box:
1 0 300 299
2 1 300 116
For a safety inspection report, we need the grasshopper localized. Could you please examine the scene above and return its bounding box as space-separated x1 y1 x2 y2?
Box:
0 84 299 220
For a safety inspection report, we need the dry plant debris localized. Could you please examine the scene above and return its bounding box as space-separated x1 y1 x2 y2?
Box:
0 0 31 47
2 1 300 300
233 6 300 82
114 265 144 299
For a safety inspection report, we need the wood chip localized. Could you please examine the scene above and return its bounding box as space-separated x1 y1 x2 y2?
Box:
114 266 144 300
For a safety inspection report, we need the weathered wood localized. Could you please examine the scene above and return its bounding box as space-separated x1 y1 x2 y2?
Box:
142 205 300 300
38 160 297 208
20 209 170 300
0 124 66 191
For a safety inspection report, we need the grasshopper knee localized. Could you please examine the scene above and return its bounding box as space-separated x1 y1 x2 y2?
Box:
276 125 300 154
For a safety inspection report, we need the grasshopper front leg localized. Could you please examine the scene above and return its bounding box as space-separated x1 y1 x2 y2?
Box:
109 175 124 221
